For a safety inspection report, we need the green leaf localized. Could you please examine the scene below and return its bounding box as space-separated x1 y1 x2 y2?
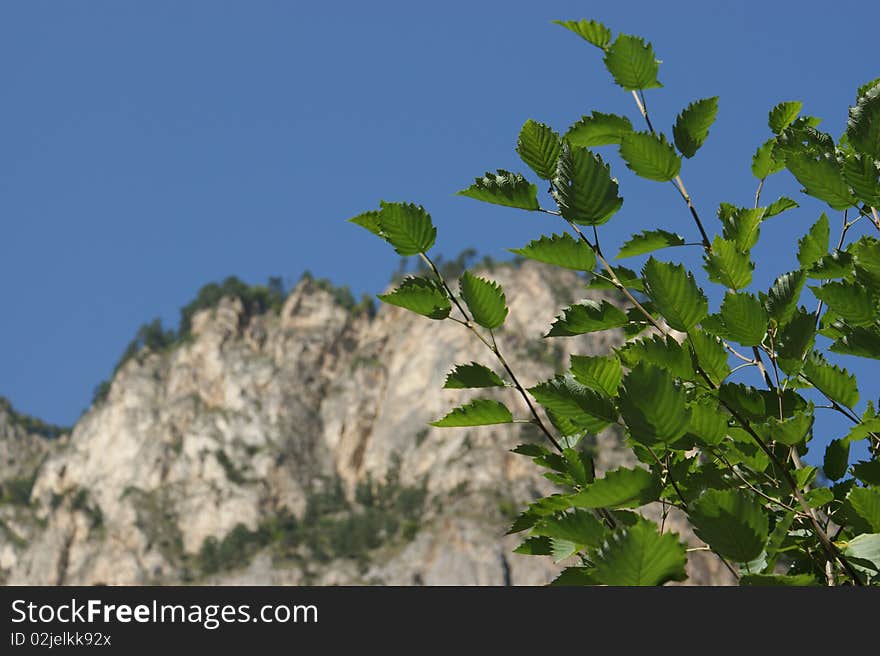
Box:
565 111 633 148
853 460 880 486
776 307 816 374
807 251 854 279
688 332 730 386
768 101 803 134
547 300 628 336
642 257 708 332
763 196 799 219
751 138 785 179
617 229 686 258
585 265 644 292
811 281 877 326
765 270 806 326
842 153 880 207
703 237 754 290
686 397 729 446
844 533 880 576
570 354 622 397
720 206 765 253
375 201 437 255
617 334 694 381
458 170 539 210
549 567 599 586
619 131 681 182
740 574 817 586
377 276 451 319
806 487 834 509
348 209 383 237
754 408 814 446
430 399 513 427
673 97 718 158
846 83 880 159
443 363 505 389
517 120 563 180
509 233 596 271
552 143 623 225
823 438 850 481
857 79 880 100
533 510 606 547
513 536 552 556
618 363 691 445
602 34 662 91
553 19 612 49
528 376 617 434
830 326 880 360
786 153 855 210
802 352 859 408
719 383 807 422
459 271 508 330
848 488 880 532
703 291 768 347
592 518 687 586
690 489 769 563
570 467 661 509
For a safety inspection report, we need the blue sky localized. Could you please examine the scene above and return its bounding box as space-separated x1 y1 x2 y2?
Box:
1 1 877 465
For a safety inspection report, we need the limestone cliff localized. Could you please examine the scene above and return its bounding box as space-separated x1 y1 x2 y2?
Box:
0 263 732 585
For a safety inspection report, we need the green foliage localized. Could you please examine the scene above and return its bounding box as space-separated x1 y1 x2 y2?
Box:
351 16 880 586
378 277 451 320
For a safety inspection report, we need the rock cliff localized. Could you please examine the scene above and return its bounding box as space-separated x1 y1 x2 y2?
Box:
0 262 732 585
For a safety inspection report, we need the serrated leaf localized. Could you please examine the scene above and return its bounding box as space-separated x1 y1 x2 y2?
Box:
763 196 799 218
754 408 814 446
570 354 622 397
619 131 681 182
842 153 880 207
769 101 803 134
585 265 644 291
430 399 513 427
517 120 563 180
802 352 859 408
690 489 769 563
347 209 383 237
776 307 816 374
513 536 553 555
719 383 807 422
823 438 850 481
848 488 880 532
704 291 768 347
509 233 595 271
843 533 880 575
797 214 830 268
617 334 694 381
751 138 785 179
642 257 708 332
617 229 686 258
377 276 451 319
528 376 617 434
603 34 662 91
533 510 607 547
807 251 854 279
550 567 599 586
703 237 754 290
459 271 508 329
740 574 818 586
443 362 505 389
846 83 880 159
688 332 730 386
458 170 539 210
786 153 855 210
720 206 765 253
552 143 623 225
592 518 687 586
554 18 612 49
853 460 880 486
511 443 548 458
565 111 633 148
686 397 728 446
547 300 628 336
673 97 718 158
765 270 806 326
619 363 691 445
570 467 661 509
811 281 877 326
373 201 437 255
830 326 880 360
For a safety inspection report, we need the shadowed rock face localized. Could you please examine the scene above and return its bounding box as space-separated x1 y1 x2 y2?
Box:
0 262 732 586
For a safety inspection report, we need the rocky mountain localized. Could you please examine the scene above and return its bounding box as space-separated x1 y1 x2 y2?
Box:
0 262 733 585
